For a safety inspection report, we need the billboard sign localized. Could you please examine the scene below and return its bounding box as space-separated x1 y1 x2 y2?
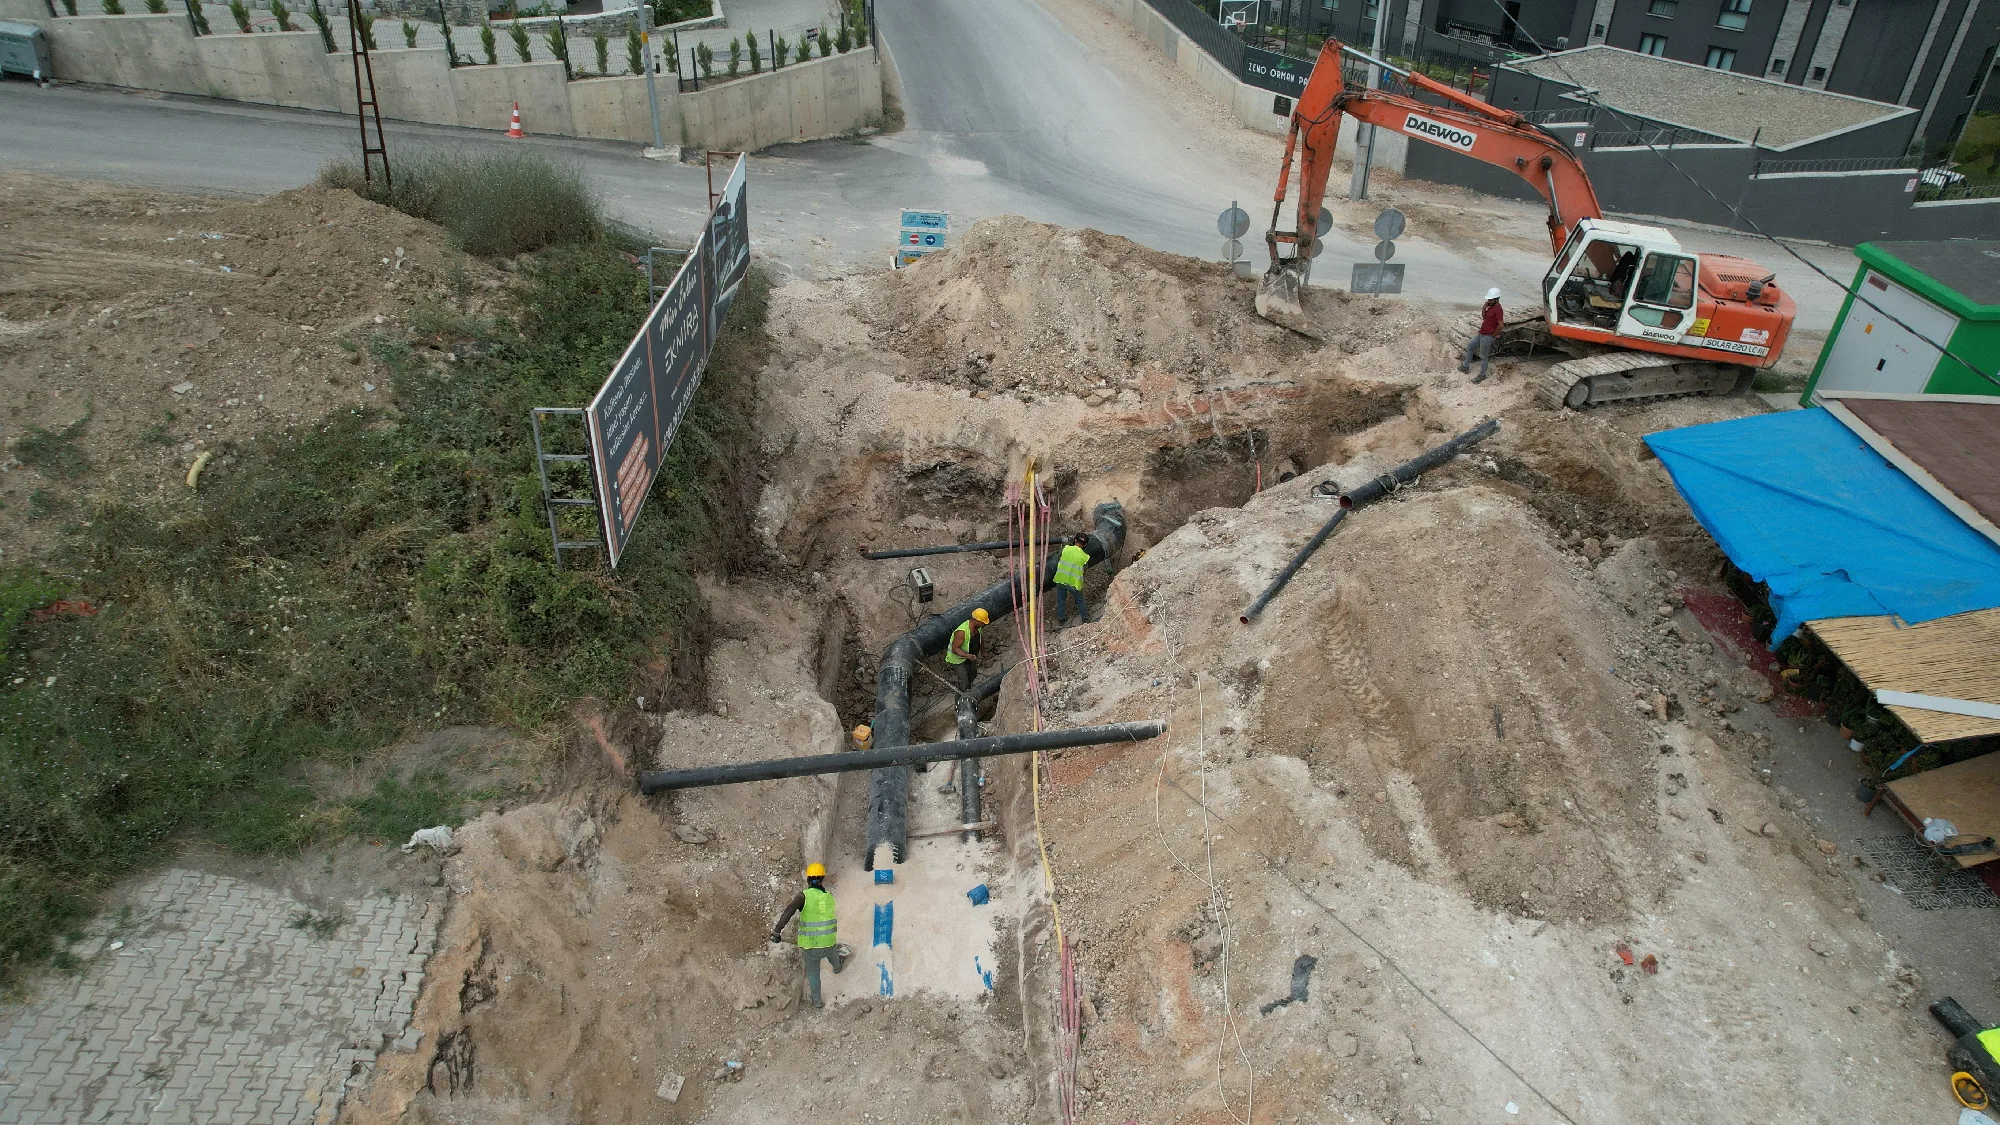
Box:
708 154 751 339
586 228 711 568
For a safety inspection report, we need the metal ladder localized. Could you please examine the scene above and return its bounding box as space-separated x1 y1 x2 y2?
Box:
346 0 391 188
530 408 605 568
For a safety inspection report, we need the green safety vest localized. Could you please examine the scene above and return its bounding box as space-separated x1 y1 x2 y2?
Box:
946 620 975 665
798 887 837 949
1055 544 1089 589
1979 1026 2000 1062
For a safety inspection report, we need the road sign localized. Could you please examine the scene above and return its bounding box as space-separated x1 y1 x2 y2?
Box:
903 229 946 248
1317 206 1334 236
1217 204 1250 240
1373 239 1395 262
1351 262 1405 295
900 209 949 231
896 247 935 267
1222 238 1244 262
1372 207 1405 241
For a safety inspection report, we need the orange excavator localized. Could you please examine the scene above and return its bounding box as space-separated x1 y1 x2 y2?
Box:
1258 39 1797 409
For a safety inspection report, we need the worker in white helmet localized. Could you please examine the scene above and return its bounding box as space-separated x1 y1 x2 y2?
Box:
1457 287 1503 384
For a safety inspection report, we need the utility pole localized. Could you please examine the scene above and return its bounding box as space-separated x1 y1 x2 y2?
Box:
639 1 669 157
1347 0 1388 200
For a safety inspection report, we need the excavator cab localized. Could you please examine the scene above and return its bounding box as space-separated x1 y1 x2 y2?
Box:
1543 219 1699 347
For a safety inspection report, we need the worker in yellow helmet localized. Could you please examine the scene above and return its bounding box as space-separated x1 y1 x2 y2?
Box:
945 607 989 692
1053 533 1092 627
771 862 848 1008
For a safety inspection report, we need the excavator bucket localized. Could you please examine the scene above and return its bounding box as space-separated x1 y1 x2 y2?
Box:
1255 260 1317 337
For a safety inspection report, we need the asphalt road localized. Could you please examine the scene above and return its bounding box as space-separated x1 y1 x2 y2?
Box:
0 0 1857 329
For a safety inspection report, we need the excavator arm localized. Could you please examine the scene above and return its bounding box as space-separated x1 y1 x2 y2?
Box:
1258 39 1605 328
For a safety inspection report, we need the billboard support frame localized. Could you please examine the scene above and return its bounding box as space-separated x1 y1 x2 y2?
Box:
530 406 607 568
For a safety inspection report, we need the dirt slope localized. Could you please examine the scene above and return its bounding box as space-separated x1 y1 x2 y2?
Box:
0 174 505 561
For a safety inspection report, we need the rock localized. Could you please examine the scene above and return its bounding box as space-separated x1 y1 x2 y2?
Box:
1372 792 1388 804
1652 694 1670 722
674 824 711 845
1581 537 1603 560
1760 821 1779 838
1655 604 1674 618
1818 839 1837 855
1808 936 1830 957
1496 811 1523 829
987 1058 1009 1079
1331 1031 1360 1057
1667 803 1690 821
171 381 195 395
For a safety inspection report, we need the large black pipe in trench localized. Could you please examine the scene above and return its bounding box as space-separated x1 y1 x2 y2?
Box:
867 501 1129 867
1239 419 1499 624
955 693 982 842
636 720 1166 794
861 539 1019 561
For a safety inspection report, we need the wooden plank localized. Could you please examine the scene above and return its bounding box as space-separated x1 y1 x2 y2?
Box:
1820 396 2000 550
1883 750 2000 868
1808 610 2000 743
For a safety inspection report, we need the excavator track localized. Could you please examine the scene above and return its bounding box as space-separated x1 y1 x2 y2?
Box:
1534 351 1748 410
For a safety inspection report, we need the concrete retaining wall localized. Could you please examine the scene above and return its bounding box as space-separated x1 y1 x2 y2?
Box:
1090 0 1408 174
1404 139 2000 243
21 11 881 150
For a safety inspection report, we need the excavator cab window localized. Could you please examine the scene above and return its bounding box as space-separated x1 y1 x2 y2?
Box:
1552 236 1641 329
1626 253 1695 329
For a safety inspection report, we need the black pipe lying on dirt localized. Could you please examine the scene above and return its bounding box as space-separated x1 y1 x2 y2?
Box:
861 539 1019 560
955 693 982 842
867 502 1128 867
636 721 1166 794
1239 419 1499 625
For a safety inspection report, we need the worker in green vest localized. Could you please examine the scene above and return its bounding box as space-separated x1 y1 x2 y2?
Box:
945 607 988 691
1053 533 1092 627
771 862 848 1008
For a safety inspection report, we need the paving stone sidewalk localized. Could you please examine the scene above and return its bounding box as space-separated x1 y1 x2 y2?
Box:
0 868 441 1125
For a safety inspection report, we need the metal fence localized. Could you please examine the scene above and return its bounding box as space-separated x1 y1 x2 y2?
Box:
1521 107 1593 125
1591 125 1736 149
1916 175 2000 202
1135 0 1244 72
1754 155 1915 176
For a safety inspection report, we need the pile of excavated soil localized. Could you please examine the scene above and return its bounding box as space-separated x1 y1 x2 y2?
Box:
0 174 507 562
858 216 1446 401
1015 437 1945 1123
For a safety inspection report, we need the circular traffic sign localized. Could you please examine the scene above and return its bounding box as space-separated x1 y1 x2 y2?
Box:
1373 239 1396 262
1217 206 1250 240
1317 207 1334 237
1373 207 1406 241
1222 238 1244 262
1310 235 1326 259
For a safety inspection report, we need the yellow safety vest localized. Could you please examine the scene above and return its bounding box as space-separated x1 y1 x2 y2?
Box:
946 620 975 665
798 887 837 949
1055 544 1089 589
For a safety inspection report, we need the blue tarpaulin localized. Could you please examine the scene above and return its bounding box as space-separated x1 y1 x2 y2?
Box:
1644 408 2000 648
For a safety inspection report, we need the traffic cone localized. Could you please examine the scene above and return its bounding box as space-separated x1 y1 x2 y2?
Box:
505 102 526 139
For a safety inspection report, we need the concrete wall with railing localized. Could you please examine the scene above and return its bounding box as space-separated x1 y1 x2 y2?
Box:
1090 0 1409 173
12 8 880 150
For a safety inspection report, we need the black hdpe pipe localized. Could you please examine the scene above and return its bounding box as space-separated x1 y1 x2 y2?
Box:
956 693 982 841
636 721 1166 794
867 501 1128 867
1239 419 1499 624
862 539 1019 560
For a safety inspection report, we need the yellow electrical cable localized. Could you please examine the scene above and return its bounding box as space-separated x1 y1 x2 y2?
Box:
1023 463 1065 946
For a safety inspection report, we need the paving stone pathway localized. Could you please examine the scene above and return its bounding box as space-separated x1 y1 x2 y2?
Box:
0 868 441 1125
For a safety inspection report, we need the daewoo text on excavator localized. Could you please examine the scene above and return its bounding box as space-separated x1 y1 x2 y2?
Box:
1258 40 1797 409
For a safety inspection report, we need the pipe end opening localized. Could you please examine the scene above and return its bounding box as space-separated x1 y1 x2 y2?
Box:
1238 614 1252 625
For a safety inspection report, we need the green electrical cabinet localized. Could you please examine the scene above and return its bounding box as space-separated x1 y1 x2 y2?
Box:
1803 240 2000 404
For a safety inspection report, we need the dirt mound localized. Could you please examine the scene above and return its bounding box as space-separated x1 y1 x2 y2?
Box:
0 174 507 561
858 216 1438 400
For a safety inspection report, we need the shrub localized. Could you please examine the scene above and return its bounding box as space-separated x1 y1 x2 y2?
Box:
482 22 497 62
268 0 293 29
543 17 569 76
401 18 417 45
746 32 759 73
319 144 601 257
592 30 607 74
695 39 712 77
855 11 868 46
308 0 333 50
773 34 785 68
816 23 828 55
101 0 123 12
726 35 739 75
11 407 91 481
226 0 249 27
794 35 809 63
358 9 376 48
62 0 77 14
144 0 167 12
508 18 530 61
626 26 641 73
185 0 208 30
834 19 848 51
